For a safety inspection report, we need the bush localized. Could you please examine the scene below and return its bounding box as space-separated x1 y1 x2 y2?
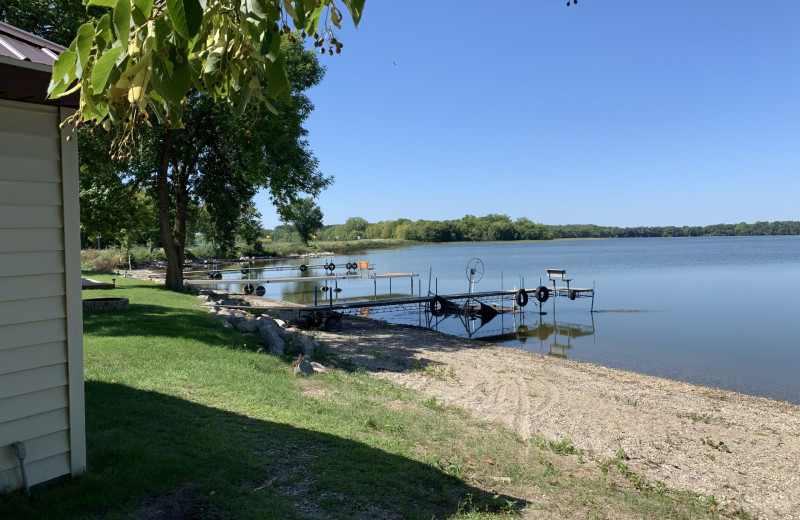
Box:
126 245 155 265
187 244 218 260
80 249 125 272
237 241 265 257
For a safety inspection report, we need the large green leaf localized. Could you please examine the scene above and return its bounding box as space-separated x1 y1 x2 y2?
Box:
147 91 169 124
150 55 171 101
283 1 300 27
132 0 155 26
304 4 324 35
51 50 76 82
341 0 365 26
85 0 116 7
265 51 290 103
95 14 113 50
48 50 77 97
91 45 124 92
258 27 274 57
244 0 270 20
154 15 171 44
75 23 95 77
243 19 263 43
113 0 131 43
166 61 192 105
167 0 204 39
204 50 222 74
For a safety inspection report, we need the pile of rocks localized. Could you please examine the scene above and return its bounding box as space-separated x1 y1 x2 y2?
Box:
198 292 326 375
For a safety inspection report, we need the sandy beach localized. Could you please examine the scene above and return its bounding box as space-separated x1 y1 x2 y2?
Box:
300 311 800 520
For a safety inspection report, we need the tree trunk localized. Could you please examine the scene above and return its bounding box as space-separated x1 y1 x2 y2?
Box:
172 163 190 285
157 129 183 291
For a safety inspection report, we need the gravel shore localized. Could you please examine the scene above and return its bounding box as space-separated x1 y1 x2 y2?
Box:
303 312 799 520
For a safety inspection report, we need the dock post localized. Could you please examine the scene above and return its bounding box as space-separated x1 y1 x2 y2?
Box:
591 281 596 312
315 286 318 306
389 277 392 294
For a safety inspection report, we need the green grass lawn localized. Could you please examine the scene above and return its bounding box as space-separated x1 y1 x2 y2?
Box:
0 274 746 519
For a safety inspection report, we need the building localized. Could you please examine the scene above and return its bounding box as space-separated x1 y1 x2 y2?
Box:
0 21 85 491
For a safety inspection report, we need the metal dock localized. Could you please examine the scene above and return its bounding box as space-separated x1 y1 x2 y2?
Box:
205 271 594 332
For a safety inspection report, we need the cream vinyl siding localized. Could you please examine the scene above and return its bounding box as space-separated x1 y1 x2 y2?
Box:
0 99 85 490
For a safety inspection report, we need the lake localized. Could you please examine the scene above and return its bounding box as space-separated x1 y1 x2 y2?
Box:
202 236 800 404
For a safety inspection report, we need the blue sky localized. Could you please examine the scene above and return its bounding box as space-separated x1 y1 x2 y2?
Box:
256 1 800 229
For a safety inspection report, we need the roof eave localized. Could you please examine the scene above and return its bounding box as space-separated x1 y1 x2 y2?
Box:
0 57 79 107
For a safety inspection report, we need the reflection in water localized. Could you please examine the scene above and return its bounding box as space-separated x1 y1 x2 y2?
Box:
425 303 596 360
481 313 595 359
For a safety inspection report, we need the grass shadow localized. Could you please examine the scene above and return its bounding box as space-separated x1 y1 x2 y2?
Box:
1 382 523 520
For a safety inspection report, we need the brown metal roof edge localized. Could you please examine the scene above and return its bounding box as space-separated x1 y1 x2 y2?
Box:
0 22 78 107
0 21 67 53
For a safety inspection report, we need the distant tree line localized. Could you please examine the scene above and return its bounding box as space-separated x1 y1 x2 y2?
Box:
266 215 800 243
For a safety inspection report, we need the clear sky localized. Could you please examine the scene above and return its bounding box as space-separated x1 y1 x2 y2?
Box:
255 1 800 229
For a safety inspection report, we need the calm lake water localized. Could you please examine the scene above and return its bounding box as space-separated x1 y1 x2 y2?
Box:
202 236 800 404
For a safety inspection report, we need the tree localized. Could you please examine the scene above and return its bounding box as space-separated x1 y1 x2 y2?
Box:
88 35 328 288
342 216 368 239
42 0 363 290
47 0 364 154
281 197 323 245
0 0 153 248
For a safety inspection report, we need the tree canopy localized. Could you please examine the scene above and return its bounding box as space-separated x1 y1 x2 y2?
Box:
47 0 364 160
4 0 352 290
293 216 800 244
89 34 328 289
281 197 323 245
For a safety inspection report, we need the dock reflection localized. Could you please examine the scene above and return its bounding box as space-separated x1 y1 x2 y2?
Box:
451 310 596 360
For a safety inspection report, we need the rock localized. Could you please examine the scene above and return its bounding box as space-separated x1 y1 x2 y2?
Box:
259 318 287 341
274 318 288 328
235 318 261 334
294 334 318 358
294 358 314 376
227 316 246 329
259 325 286 356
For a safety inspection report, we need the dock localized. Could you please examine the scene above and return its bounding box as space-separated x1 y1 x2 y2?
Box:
184 272 415 286
207 282 594 332
195 265 594 331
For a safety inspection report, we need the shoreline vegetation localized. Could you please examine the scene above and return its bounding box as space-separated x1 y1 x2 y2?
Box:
269 216 800 246
81 221 800 272
15 271 794 519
